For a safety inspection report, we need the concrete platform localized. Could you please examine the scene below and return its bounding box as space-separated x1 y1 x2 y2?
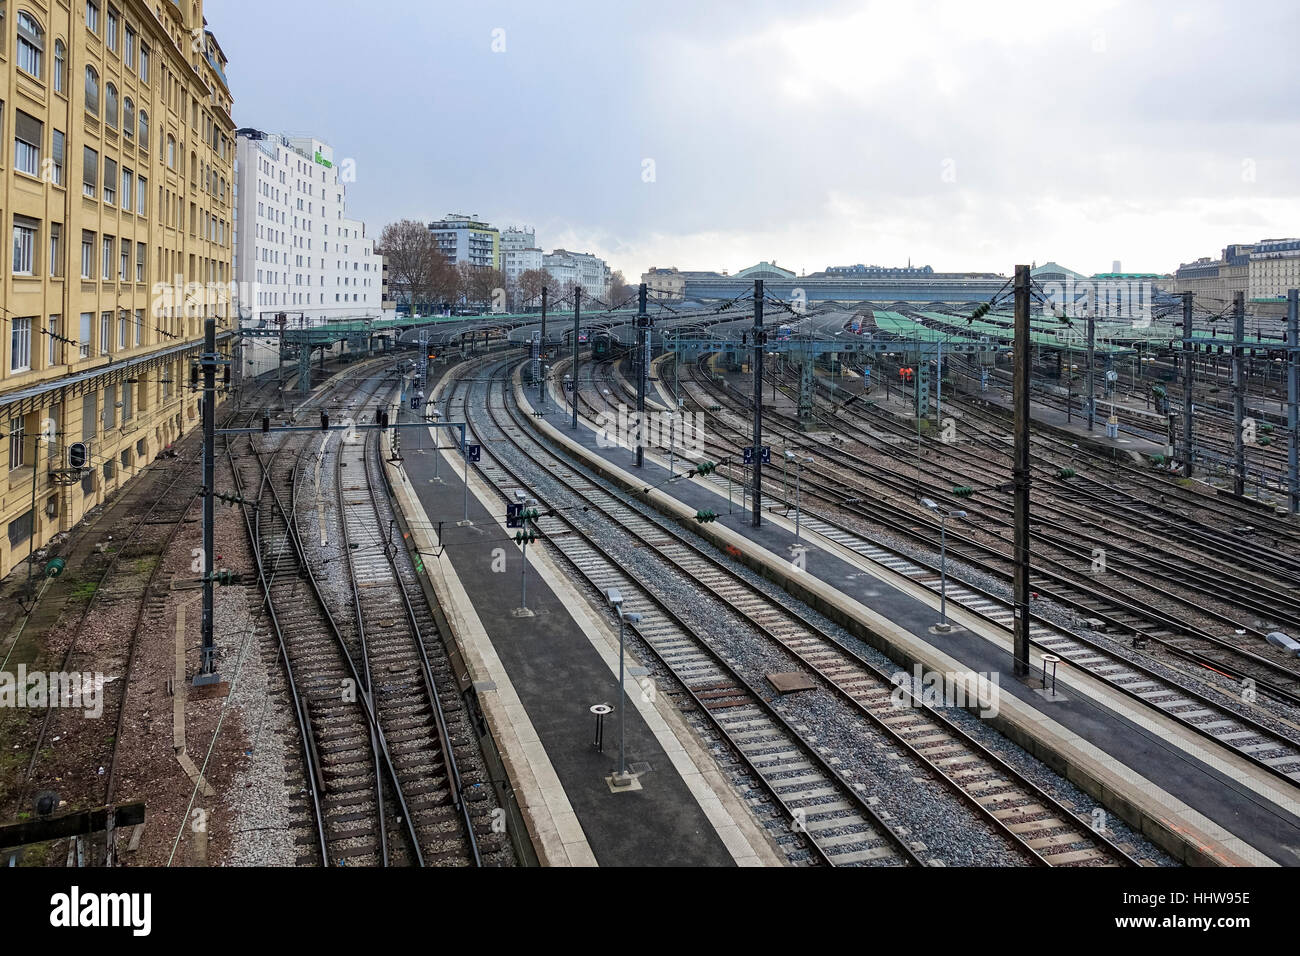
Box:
381 385 782 867
529 370 1300 867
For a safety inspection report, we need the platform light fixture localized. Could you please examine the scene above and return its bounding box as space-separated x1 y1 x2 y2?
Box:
604 588 640 788
920 498 967 632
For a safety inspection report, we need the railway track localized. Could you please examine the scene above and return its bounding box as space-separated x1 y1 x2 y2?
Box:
337 418 505 864
668 354 1300 706
453 355 1142 865
567 352 1300 791
228 364 496 866
445 357 923 866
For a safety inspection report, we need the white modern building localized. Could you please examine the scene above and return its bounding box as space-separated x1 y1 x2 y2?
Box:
234 129 383 373
501 226 543 284
544 248 611 300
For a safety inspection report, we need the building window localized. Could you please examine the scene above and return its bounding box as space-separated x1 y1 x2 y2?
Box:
48 316 60 366
105 83 118 129
99 311 111 355
101 237 113 281
85 66 99 115
117 310 127 348
121 168 132 212
9 418 25 471
137 176 146 215
14 111 41 176
103 157 116 204
78 312 92 358
138 109 148 149
105 6 117 51
49 222 61 277
17 12 43 78
166 134 175 168
8 511 34 546
82 146 98 197
119 244 128 282
11 317 32 373
80 232 94 279
54 39 66 93
51 128 64 185
12 218 36 276
86 2 100 35
134 307 142 344
124 25 135 67
139 44 149 83
135 243 144 282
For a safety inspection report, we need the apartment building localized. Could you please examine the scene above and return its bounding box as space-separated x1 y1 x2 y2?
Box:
1248 239 1300 302
0 0 234 579
544 247 609 300
428 212 498 269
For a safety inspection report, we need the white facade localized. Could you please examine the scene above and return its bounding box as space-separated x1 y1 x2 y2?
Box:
1249 239 1300 302
501 226 542 286
544 248 611 300
234 130 383 339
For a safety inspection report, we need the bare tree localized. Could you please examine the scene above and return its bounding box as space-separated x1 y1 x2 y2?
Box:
517 268 550 310
377 219 448 315
607 269 635 307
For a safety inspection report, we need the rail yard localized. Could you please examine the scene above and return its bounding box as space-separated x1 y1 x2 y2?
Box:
5 277 1296 886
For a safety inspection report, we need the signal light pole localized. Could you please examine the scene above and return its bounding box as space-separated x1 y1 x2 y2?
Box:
1012 264 1031 680
195 317 222 687
752 279 764 528
1182 292 1195 477
635 283 648 468
539 286 548 410
571 288 582 431
1289 289 1299 515
1232 291 1246 497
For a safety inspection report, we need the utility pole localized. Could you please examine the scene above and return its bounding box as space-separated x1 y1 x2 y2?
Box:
1181 292 1195 477
539 286 548 409
751 280 764 528
635 283 649 468
1012 264 1031 680
195 317 220 686
1086 301 1096 432
571 287 582 430
1288 289 1298 515
1233 291 1246 496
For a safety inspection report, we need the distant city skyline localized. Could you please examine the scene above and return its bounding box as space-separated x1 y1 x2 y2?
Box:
218 0 1300 281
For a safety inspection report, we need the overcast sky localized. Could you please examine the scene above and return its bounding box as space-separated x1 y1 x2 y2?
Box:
216 0 1300 280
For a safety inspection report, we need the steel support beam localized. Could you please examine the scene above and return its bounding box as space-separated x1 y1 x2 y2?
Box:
571 288 582 431
1288 289 1299 514
752 280 764 528
636 284 648 468
1012 265 1032 679
1233 292 1246 496
1182 292 1195 476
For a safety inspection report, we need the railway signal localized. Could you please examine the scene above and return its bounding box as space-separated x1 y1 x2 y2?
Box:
510 501 541 615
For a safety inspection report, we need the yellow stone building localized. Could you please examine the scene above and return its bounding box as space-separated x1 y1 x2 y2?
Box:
0 0 233 579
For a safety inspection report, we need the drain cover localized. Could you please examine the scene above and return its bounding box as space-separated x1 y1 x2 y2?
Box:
767 672 816 694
